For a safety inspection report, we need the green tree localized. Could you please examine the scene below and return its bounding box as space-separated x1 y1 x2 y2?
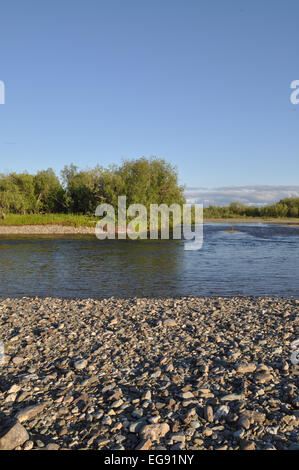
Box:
34 168 64 213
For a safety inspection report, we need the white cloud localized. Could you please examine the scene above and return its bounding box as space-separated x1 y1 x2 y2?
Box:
184 185 299 207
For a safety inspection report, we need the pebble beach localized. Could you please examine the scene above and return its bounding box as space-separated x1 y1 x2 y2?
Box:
0 296 298 450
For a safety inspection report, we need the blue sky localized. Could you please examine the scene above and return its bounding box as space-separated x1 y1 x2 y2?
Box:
0 0 298 203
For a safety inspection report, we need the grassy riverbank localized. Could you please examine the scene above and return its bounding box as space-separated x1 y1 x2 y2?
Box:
1 213 299 229
0 214 98 227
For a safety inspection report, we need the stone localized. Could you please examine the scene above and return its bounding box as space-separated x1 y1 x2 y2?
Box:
142 391 151 401
163 319 176 327
214 405 230 421
7 384 21 394
180 392 194 399
23 440 34 450
240 440 255 451
0 422 29 450
44 443 60 450
16 404 45 423
74 359 88 370
221 394 244 402
140 423 170 441
111 399 123 408
135 439 152 450
190 421 201 429
235 363 256 373
12 356 24 365
255 372 273 384
204 405 214 423
238 414 251 430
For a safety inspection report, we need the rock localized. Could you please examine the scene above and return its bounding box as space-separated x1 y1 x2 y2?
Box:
0 422 29 450
180 392 194 399
240 440 255 450
255 364 269 372
250 411 265 424
235 363 256 373
214 405 230 421
7 384 21 394
102 416 112 425
5 393 17 403
23 440 34 450
140 423 170 441
170 432 185 444
111 399 123 408
16 404 45 423
142 391 151 401
135 439 152 450
163 319 176 327
190 421 201 429
74 359 88 370
237 414 251 430
44 443 60 450
12 356 24 365
204 405 214 423
290 349 299 366
129 421 145 433
255 372 273 384
221 394 244 402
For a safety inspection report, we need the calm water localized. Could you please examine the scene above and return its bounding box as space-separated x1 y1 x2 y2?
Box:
0 223 298 299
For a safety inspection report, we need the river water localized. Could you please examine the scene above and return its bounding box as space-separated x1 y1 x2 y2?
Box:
0 223 298 298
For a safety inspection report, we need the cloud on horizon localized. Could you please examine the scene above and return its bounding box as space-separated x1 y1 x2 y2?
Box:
184 185 299 207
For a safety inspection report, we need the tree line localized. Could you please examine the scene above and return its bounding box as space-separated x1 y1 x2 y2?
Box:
0 157 185 216
203 199 299 218
0 156 298 218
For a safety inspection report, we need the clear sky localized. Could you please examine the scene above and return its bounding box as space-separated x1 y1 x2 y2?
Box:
0 0 298 195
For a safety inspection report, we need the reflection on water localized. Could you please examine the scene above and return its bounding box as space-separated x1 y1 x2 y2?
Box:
0 224 298 298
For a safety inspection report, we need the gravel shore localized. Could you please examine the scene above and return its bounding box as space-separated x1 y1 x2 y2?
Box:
0 219 298 235
0 296 298 450
0 225 95 235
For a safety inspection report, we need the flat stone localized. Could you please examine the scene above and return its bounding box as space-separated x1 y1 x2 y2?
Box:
204 405 214 423
220 394 244 402
163 319 177 327
16 404 45 423
74 359 88 370
7 384 21 394
235 363 256 373
255 372 273 384
0 422 29 450
12 356 24 365
140 423 170 441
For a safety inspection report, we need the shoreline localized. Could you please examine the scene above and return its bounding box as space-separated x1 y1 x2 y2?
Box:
0 295 298 450
0 218 298 235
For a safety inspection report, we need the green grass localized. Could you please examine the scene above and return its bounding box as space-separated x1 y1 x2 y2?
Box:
1 213 299 228
0 213 98 227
